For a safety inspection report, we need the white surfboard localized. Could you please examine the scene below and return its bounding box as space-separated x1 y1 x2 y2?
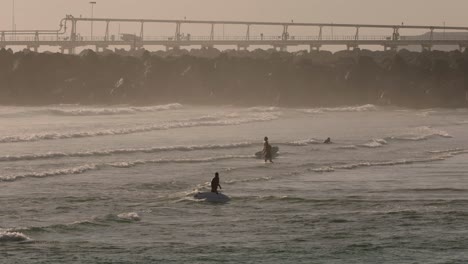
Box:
255 146 279 159
193 192 230 202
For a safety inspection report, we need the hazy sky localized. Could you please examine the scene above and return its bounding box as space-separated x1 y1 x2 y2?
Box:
1 0 467 51
2 0 468 29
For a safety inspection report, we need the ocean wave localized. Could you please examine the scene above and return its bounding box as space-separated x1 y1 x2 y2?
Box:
386 126 451 141
283 138 320 146
0 112 279 143
108 155 254 168
116 212 141 221
300 104 377 114
1 155 255 182
428 148 465 154
337 145 358 150
0 142 255 162
5 214 140 234
247 106 281 112
0 231 31 242
224 176 272 184
0 164 98 182
45 103 183 116
360 138 388 148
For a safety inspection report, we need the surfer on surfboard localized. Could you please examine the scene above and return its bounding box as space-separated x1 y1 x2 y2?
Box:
211 172 222 194
263 136 273 163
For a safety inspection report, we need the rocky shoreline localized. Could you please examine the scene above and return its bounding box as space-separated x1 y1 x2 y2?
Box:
0 48 467 108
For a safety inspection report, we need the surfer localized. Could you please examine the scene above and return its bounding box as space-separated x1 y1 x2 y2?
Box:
324 137 332 144
211 172 222 194
263 136 273 163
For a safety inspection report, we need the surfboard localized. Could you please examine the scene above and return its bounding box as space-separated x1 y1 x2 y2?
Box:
193 192 230 202
255 146 279 159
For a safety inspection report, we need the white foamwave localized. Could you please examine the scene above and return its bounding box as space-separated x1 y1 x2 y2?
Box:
337 145 358 150
247 106 280 112
334 157 446 170
387 126 451 141
0 232 31 242
312 167 335 172
285 138 320 146
361 138 388 148
1 155 256 182
46 103 183 116
0 164 98 182
0 113 279 143
117 212 141 221
0 142 254 162
428 148 465 154
108 155 254 168
300 104 377 114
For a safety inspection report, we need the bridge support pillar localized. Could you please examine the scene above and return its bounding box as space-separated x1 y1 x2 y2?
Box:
309 45 321 52
237 44 249 51
347 44 359 51
421 44 433 52
30 46 39 52
273 45 287 52
96 45 109 52
60 47 74 54
384 45 398 52
165 45 180 51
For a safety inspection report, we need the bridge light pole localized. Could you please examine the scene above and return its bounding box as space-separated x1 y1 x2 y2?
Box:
90 1 97 39
12 0 15 40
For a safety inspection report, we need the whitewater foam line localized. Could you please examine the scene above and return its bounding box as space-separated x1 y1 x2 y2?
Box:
282 138 320 146
5 212 141 234
0 142 255 162
385 126 452 142
0 164 99 182
44 103 183 116
0 231 31 242
300 104 377 114
0 113 279 144
108 155 254 168
312 154 454 173
0 155 255 182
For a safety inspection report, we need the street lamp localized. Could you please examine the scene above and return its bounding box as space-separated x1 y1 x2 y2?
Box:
90 1 97 39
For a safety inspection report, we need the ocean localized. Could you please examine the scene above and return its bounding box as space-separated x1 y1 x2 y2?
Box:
0 104 467 263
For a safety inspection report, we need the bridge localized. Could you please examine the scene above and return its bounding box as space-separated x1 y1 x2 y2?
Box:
1 15 468 53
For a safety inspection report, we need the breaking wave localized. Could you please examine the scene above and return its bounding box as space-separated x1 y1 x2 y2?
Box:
0 164 99 182
311 155 449 173
300 104 377 114
283 138 320 146
108 155 254 168
247 106 281 112
0 142 255 162
0 155 254 182
0 231 31 242
44 103 183 116
386 126 451 141
117 212 141 221
361 139 388 148
0 112 279 143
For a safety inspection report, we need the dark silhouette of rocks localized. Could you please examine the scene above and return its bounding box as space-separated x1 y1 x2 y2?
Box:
0 47 467 108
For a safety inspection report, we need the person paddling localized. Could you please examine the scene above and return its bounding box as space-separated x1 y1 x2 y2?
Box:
211 172 222 194
263 136 273 163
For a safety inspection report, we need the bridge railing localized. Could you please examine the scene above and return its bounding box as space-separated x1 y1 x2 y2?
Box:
2 35 468 43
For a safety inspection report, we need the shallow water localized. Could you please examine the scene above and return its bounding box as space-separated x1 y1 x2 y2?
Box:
0 104 467 263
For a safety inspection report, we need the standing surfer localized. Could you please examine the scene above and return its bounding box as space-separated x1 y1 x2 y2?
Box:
211 172 222 194
263 136 273 163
